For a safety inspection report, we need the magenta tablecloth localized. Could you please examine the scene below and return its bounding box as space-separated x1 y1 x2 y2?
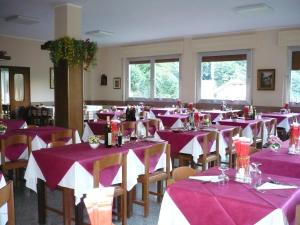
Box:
167 167 300 225
87 121 107 135
0 119 26 131
156 114 189 128
218 118 261 136
96 111 123 120
32 141 163 189
157 130 209 157
251 141 300 179
151 108 176 117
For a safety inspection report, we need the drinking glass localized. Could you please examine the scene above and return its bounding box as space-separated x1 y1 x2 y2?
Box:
218 165 229 184
250 162 262 188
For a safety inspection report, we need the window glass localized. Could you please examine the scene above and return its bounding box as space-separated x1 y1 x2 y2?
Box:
128 62 151 98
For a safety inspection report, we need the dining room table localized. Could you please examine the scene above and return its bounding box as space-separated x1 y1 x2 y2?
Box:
0 172 7 225
262 112 300 132
96 110 124 120
156 114 189 129
158 166 300 225
251 140 300 179
218 117 273 145
24 139 169 225
155 124 236 163
0 119 27 131
200 109 242 123
0 126 81 166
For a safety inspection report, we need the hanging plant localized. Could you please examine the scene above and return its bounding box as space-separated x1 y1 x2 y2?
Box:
48 37 97 70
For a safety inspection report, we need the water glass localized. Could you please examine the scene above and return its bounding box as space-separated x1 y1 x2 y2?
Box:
250 162 262 188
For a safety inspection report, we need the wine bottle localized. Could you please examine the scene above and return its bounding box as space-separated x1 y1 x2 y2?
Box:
105 116 112 148
117 128 123 147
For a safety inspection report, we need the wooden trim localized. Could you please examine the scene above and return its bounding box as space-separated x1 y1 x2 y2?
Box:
129 60 151 64
292 51 300 70
202 54 247 62
155 58 179 63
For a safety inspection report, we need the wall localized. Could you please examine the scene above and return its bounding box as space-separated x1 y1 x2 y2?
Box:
85 28 300 107
0 35 53 104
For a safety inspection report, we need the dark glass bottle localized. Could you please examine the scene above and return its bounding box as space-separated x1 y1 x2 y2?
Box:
117 128 123 147
104 117 112 148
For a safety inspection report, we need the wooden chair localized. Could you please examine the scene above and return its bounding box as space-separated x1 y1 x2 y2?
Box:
1 135 31 185
51 129 75 144
266 118 277 137
26 125 39 128
145 119 160 137
47 141 66 148
253 121 263 151
133 143 170 217
172 166 196 181
93 153 127 225
296 205 300 225
197 131 219 171
224 126 241 168
121 121 137 137
0 181 15 225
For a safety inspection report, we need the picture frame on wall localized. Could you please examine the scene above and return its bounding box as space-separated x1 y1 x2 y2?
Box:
50 67 54 89
113 77 121 89
257 69 275 90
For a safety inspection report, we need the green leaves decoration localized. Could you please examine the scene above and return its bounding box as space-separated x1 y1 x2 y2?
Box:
49 37 97 70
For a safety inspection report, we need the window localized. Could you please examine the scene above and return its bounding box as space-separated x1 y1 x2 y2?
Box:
289 50 300 103
199 50 251 103
127 56 180 100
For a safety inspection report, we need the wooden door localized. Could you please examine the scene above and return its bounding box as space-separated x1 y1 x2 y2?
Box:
8 67 31 113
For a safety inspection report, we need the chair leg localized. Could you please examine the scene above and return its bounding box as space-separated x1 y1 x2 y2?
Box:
143 181 149 217
157 181 163 203
121 193 127 225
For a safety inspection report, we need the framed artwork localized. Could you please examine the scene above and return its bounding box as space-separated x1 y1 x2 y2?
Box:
257 69 275 90
113 77 121 89
50 67 54 89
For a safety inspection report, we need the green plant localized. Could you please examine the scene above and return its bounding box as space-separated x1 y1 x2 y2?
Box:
49 37 97 70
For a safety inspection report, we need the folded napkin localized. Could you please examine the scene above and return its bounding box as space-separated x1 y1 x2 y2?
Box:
256 182 297 190
189 176 222 183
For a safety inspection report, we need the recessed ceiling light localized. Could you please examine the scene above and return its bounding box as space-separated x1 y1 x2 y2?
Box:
5 15 39 25
234 3 273 15
85 30 114 38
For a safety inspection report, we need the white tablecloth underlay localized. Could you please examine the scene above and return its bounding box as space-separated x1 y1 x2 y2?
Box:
0 176 7 225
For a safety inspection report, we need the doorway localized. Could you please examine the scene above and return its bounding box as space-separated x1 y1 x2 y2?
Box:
0 66 31 118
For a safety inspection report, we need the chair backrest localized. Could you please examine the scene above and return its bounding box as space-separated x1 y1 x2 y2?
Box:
0 181 15 225
48 141 66 148
121 121 137 136
269 118 277 136
93 153 127 190
1 134 31 165
172 166 196 181
51 129 74 144
203 131 218 157
146 119 160 137
143 143 170 178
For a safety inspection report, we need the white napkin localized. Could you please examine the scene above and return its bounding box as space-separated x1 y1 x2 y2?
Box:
256 182 297 190
189 176 222 183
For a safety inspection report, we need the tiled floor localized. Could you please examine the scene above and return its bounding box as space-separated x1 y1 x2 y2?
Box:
14 182 161 225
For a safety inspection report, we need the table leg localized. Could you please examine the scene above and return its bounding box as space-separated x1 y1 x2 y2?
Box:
127 190 133 217
75 195 85 225
62 187 73 225
37 179 46 224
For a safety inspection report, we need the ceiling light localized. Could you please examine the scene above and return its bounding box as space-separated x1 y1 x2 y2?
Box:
234 3 273 15
85 30 114 38
5 15 39 25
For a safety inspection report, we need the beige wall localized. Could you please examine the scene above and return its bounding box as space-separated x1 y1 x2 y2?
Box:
0 35 53 103
86 28 300 107
1 28 300 107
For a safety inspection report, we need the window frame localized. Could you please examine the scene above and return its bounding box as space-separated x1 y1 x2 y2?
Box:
287 46 300 106
197 49 252 105
125 54 181 101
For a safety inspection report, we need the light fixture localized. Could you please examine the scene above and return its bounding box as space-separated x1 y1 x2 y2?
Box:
5 15 39 25
0 51 11 61
85 29 114 38
234 3 273 15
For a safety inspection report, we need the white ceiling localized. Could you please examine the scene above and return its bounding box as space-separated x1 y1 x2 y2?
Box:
0 0 300 46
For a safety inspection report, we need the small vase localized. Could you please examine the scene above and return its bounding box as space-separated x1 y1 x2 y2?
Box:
0 129 6 134
270 144 280 152
89 143 99 149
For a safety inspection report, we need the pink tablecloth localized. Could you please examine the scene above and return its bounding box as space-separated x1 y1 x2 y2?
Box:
32 141 163 189
157 130 209 157
165 167 300 225
262 113 300 124
97 111 123 120
251 141 300 179
0 119 26 131
218 118 261 136
156 114 189 128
